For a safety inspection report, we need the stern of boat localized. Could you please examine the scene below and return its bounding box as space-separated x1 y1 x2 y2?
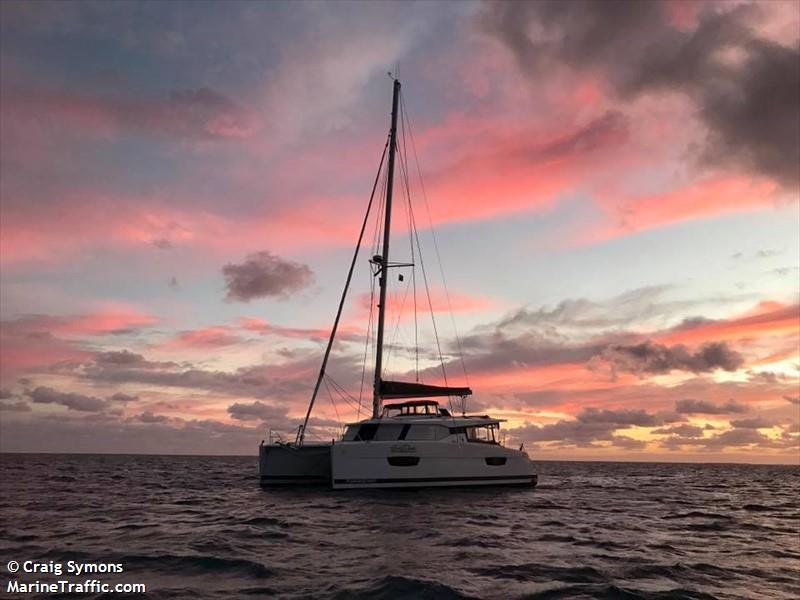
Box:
259 442 332 486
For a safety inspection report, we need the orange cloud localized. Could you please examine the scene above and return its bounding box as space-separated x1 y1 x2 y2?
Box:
657 301 799 346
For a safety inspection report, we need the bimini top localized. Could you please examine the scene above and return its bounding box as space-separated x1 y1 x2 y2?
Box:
382 399 449 418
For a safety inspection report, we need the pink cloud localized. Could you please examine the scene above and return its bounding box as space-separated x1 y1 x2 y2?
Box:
581 176 780 244
2 85 261 141
160 326 246 350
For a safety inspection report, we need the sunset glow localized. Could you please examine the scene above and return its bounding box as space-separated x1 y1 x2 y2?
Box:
1 0 798 463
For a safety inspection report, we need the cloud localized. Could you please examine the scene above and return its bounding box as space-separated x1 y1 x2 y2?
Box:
27 386 108 412
227 401 288 422
2 310 159 337
785 396 800 406
479 0 800 187
108 392 139 402
162 326 246 350
2 85 261 141
675 398 749 415
135 411 170 424
658 301 799 345
509 406 679 447
729 417 775 429
660 427 785 451
0 401 31 412
96 350 150 365
651 424 705 437
594 340 744 376
70 347 364 402
576 407 672 427
239 317 362 343
222 251 313 302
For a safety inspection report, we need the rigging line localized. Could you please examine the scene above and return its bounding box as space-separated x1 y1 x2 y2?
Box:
327 377 362 415
384 259 413 373
325 375 359 413
401 93 471 387
408 179 448 387
395 98 448 387
409 197 455 416
356 273 375 421
297 132 390 445
398 100 419 381
323 377 342 429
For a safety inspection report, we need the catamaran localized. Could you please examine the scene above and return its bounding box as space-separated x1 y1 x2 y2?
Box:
259 78 537 489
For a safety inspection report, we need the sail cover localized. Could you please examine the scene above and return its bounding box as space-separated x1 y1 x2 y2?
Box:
379 380 472 399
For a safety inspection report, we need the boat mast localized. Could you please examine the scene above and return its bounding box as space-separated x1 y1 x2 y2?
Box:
373 77 401 419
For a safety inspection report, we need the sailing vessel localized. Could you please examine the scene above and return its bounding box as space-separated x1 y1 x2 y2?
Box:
259 78 537 489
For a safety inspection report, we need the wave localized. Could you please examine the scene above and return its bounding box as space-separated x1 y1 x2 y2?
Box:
325 575 477 600
123 554 275 578
522 584 719 599
472 563 606 584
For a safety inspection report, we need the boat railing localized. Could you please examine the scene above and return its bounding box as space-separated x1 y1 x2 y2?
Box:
268 429 295 444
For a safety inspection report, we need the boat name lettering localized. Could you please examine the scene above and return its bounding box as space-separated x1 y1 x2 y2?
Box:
390 443 417 453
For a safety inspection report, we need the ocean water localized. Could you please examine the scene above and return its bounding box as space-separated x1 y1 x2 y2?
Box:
0 455 798 599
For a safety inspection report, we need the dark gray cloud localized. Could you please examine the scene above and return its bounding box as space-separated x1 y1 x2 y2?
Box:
524 110 629 162
108 392 139 402
595 341 744 376
729 417 775 429
576 407 673 427
222 251 313 302
67 347 363 403
2 85 260 141
27 386 108 412
152 238 173 250
659 426 792 451
0 388 12 399
135 411 170 424
652 424 705 437
509 406 679 447
96 350 149 366
227 400 288 422
675 398 749 415
0 400 31 412
0 414 263 455
480 1 800 187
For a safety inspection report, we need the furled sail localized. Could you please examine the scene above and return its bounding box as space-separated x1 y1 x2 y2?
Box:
379 380 472 399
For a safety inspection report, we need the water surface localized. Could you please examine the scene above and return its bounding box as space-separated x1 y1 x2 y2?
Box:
1 455 798 599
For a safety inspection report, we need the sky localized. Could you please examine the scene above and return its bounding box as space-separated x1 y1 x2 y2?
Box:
0 0 798 462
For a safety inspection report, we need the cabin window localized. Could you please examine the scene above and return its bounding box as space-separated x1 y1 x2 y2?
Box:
374 424 404 441
485 457 507 466
354 424 379 441
405 425 449 441
343 423 406 441
465 424 499 444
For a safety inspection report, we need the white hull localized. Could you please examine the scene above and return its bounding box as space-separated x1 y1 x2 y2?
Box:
330 440 536 489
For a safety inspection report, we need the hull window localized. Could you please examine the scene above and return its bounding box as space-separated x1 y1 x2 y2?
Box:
485 457 507 466
387 456 420 467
